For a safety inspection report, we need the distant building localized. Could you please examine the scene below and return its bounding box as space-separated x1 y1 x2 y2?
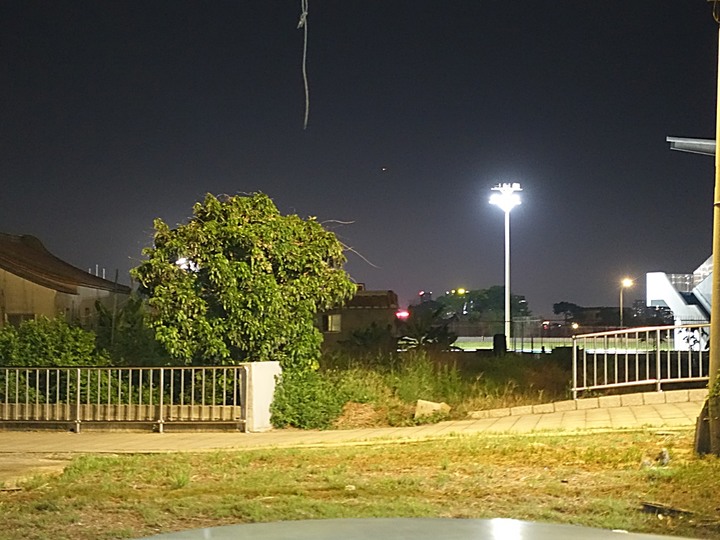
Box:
646 256 711 351
318 285 399 350
0 233 130 328
646 256 711 326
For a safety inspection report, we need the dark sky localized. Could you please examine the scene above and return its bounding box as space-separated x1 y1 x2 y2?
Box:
1 1 718 317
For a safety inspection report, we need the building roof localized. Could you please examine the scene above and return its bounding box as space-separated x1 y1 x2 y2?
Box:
345 290 399 309
666 137 716 156
0 233 131 295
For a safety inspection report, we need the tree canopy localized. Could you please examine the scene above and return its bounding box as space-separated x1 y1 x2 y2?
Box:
132 192 356 370
436 286 530 321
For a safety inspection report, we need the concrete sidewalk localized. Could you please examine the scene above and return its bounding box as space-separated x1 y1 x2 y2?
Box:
0 389 707 455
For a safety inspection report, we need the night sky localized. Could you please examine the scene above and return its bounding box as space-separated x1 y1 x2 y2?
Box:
1 1 718 317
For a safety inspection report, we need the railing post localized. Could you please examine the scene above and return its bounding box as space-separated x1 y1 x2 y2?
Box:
157 368 164 433
75 368 81 433
572 336 578 400
656 328 662 392
243 365 249 427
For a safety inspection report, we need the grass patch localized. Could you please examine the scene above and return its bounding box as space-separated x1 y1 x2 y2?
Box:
314 349 572 428
1 430 718 539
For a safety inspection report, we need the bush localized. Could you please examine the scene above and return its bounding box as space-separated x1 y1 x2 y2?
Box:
270 369 346 429
94 296 169 366
272 349 574 430
0 317 109 367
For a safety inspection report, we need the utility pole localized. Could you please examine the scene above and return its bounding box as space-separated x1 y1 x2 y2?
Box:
707 0 720 455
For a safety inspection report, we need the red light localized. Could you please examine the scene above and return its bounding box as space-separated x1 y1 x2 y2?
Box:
396 310 410 320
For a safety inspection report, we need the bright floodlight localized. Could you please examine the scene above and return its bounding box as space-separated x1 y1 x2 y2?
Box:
489 182 522 213
489 182 522 350
619 277 633 328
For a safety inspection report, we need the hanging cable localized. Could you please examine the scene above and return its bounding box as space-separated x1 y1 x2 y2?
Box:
298 0 310 129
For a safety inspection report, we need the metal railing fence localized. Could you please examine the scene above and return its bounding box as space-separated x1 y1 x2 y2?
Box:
0 366 248 432
572 324 710 399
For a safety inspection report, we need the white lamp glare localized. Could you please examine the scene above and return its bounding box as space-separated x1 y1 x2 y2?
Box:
489 182 522 350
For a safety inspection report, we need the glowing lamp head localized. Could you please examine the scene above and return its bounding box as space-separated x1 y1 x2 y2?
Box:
489 182 522 213
621 278 633 289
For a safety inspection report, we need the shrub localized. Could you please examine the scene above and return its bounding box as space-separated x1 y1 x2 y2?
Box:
270 369 346 429
94 296 169 366
0 317 108 367
275 349 573 430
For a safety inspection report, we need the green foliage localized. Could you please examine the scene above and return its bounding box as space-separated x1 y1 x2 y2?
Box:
0 317 108 367
315 350 573 427
436 286 530 322
94 295 169 366
339 322 397 355
132 192 356 370
271 349 574 430
397 305 457 351
270 369 346 429
553 300 582 321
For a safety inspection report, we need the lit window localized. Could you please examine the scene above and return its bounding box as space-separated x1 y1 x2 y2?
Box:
323 314 341 332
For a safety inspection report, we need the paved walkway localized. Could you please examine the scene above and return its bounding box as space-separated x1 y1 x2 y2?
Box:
0 390 707 455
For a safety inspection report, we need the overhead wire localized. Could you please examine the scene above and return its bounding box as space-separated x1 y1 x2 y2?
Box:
298 0 310 129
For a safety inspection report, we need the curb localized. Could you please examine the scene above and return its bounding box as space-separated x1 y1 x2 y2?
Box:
467 389 708 420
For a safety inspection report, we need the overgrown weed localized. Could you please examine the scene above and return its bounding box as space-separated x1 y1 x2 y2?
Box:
319 349 571 427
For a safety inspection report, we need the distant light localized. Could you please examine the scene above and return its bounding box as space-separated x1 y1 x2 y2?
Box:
176 257 199 272
457 288 466 295
418 290 425 296
571 322 579 330
621 278 634 288
396 310 410 320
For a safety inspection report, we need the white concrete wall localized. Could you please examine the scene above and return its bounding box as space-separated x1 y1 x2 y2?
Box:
245 361 282 432
646 271 706 324
646 272 709 351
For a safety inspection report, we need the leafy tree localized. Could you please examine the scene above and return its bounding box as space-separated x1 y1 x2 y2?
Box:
0 317 108 367
94 295 169 366
339 322 398 355
398 303 458 351
553 301 582 322
131 192 356 370
436 286 530 321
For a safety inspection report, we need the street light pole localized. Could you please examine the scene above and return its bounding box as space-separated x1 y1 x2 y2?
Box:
619 278 633 328
490 183 522 350
709 8 720 455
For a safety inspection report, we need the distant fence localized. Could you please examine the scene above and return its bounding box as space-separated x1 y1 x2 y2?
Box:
572 324 710 399
0 363 281 433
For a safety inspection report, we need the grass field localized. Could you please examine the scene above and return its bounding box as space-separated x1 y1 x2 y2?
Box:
454 336 575 352
2 429 719 539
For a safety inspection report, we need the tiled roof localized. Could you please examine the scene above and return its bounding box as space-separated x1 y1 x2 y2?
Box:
0 233 131 295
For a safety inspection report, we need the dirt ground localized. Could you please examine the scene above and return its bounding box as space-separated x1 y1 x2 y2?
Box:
0 453 73 488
